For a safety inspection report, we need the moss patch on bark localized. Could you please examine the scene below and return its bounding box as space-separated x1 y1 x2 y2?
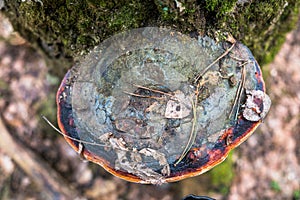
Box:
2 0 158 73
154 0 299 65
2 0 299 70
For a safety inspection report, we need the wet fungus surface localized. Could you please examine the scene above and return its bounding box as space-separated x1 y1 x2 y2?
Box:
56 27 271 184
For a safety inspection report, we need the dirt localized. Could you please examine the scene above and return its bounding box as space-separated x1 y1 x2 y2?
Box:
0 12 299 199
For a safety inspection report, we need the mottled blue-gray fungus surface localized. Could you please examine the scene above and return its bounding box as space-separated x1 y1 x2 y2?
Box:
63 27 269 184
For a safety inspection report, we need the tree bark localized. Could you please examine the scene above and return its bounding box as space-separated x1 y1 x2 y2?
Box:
1 0 299 74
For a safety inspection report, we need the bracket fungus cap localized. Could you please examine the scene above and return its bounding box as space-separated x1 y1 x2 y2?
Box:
57 27 271 184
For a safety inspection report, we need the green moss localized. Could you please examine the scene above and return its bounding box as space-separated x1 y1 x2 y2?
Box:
154 0 299 66
154 1 177 21
208 151 234 195
270 180 281 192
3 0 300 75
205 0 237 16
107 1 146 30
217 0 300 65
293 190 300 200
3 0 158 75
86 0 116 9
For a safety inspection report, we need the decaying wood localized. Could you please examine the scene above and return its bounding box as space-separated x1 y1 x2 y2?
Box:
0 117 82 200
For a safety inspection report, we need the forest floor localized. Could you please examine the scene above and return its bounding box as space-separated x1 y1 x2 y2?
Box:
0 13 299 200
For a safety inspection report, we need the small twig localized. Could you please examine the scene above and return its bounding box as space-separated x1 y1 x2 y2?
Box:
228 63 247 120
132 84 174 97
42 115 109 147
123 91 166 100
229 80 242 120
194 36 236 83
229 55 250 62
174 86 199 166
175 35 237 165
